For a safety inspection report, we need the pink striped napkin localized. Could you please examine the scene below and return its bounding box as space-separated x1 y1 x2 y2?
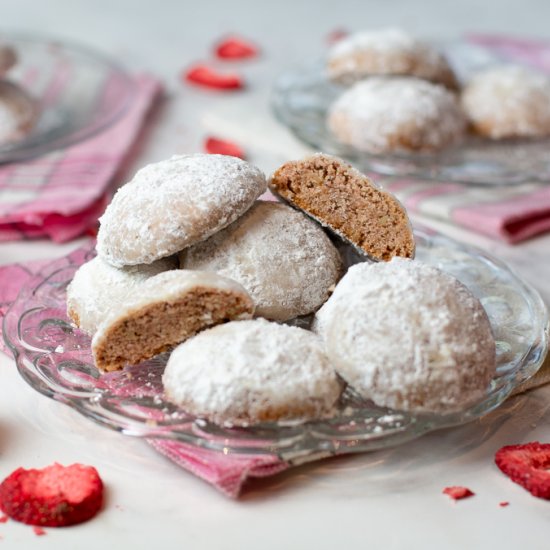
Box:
379 35 550 244
0 74 161 242
0 246 288 498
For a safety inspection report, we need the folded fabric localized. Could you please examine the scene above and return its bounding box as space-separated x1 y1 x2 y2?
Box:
0 74 161 242
0 245 548 497
382 35 550 244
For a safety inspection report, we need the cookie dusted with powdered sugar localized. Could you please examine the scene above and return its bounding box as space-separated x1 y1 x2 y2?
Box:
327 28 458 89
92 270 254 372
320 258 496 413
67 255 176 335
269 154 415 261
0 44 16 76
180 201 343 321
461 65 550 139
0 81 37 145
328 77 466 154
162 319 342 426
96 154 267 267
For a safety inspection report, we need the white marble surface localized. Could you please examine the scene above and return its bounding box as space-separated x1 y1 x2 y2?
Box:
1 1 550 548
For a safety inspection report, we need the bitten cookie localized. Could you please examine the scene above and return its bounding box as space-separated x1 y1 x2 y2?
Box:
327 28 458 89
269 154 415 261
91 270 254 372
180 201 342 321
162 319 342 426
328 77 466 153
96 154 267 267
461 65 550 139
66 255 176 335
319 258 496 412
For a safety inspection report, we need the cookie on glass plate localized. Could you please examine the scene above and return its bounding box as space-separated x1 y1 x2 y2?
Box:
327 77 466 154
163 319 342 426
96 154 267 267
92 270 254 372
327 28 458 89
180 200 342 321
67 255 176 335
269 153 415 261
461 65 550 139
317 257 496 413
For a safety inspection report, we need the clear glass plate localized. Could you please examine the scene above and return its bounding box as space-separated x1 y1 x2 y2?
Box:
0 32 136 163
271 41 550 186
3 228 548 462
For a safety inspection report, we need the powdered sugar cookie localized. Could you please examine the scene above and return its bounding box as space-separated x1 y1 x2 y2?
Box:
180 201 342 321
66 255 176 335
0 45 17 76
320 258 496 412
461 65 550 139
96 154 267 267
327 28 458 89
269 154 415 261
0 80 36 145
328 77 466 153
92 270 254 372
162 319 342 426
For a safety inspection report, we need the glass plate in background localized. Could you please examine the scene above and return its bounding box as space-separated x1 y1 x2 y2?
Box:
271 42 550 186
3 228 548 463
0 32 136 163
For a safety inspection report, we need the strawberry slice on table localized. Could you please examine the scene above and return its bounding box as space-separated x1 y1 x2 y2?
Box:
215 36 258 59
0 463 103 527
184 64 244 90
495 442 550 499
443 486 475 500
204 137 245 159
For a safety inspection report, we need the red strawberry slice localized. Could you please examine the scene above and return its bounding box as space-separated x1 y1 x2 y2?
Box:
443 486 475 500
205 137 245 159
327 28 349 44
495 441 550 499
184 65 244 90
216 37 258 59
0 463 103 527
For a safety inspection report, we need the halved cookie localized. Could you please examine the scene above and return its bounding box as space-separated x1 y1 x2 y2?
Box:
91 270 254 372
269 154 415 261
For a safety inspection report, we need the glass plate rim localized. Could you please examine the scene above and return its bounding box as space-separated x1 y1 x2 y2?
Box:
0 29 137 162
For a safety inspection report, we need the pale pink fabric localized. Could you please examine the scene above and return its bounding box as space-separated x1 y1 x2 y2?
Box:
0 75 161 242
381 35 550 244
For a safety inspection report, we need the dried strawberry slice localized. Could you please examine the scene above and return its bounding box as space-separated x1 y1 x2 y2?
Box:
0 463 103 527
495 442 550 499
327 28 349 44
216 37 258 59
205 137 245 159
443 486 475 500
184 65 244 90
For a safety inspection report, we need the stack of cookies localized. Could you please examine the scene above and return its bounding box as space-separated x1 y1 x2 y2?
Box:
67 152 496 425
326 28 550 154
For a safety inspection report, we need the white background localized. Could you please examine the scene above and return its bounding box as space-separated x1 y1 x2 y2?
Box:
1 1 550 548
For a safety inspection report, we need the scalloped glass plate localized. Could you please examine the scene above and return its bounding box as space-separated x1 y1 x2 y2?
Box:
272 41 550 186
3 228 548 462
0 32 135 163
